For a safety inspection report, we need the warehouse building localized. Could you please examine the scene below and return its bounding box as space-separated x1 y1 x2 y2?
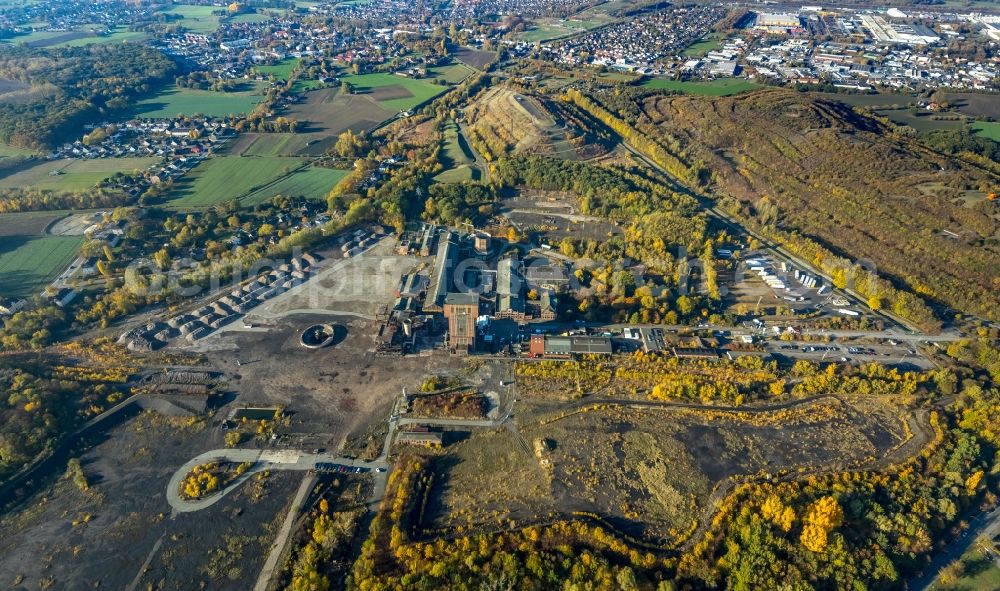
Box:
529 334 613 358
424 231 458 312
754 12 803 33
396 431 443 447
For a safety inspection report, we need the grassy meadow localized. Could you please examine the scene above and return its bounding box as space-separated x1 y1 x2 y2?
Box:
133 83 264 118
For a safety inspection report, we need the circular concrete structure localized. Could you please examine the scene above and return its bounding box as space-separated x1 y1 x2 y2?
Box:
300 324 336 349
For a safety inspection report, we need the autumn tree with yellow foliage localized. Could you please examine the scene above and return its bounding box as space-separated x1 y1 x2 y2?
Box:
799 496 844 552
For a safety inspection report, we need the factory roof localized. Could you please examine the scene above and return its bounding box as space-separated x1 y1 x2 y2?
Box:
444 292 480 307
426 232 458 309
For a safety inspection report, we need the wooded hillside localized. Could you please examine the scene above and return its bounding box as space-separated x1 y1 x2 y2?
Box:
640 89 1000 322
0 44 177 149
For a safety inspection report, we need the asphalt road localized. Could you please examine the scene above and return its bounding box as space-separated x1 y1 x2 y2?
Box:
252 473 317 591
167 361 520 515
165 449 387 514
908 506 1000 590
526 319 960 343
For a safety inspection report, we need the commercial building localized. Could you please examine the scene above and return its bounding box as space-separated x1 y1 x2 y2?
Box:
639 327 666 353
529 334 613 358
444 292 479 353
396 431 443 447
860 14 940 45
418 224 436 256
754 12 803 33
672 346 719 360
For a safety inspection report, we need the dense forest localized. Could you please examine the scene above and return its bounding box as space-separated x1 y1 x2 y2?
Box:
492 154 699 222
0 44 177 149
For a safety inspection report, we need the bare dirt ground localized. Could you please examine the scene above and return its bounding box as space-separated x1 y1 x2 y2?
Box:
425 395 919 546
0 410 297 591
381 118 436 146
0 238 460 589
165 240 455 452
46 212 103 236
197 311 462 451
454 47 496 71
939 92 1000 119
282 90 393 156
250 240 418 319
369 85 414 101
0 212 62 237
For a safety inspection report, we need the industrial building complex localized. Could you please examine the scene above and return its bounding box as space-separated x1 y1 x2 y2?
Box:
375 225 564 356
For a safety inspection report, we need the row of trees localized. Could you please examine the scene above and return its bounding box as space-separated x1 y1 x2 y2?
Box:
349 453 673 591
563 88 708 188
0 186 130 213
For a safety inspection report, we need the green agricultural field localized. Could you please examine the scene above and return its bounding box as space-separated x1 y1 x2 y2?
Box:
874 108 965 134
0 157 159 192
340 72 448 111
1 30 67 46
4 25 149 48
0 233 82 297
133 83 264 118
58 27 148 47
158 4 222 33
240 134 316 157
164 156 308 208
291 79 327 93
516 17 607 42
0 143 36 160
641 78 763 96
228 12 272 24
428 62 474 85
971 121 1000 142
242 166 349 205
682 34 723 57
256 58 300 81
517 26 573 43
